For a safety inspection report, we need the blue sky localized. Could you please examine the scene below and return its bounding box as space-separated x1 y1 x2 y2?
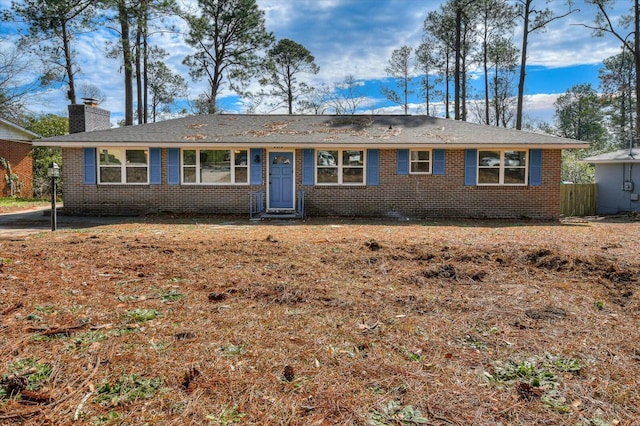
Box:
0 0 631 126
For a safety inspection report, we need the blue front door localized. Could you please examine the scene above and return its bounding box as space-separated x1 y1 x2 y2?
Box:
269 152 294 209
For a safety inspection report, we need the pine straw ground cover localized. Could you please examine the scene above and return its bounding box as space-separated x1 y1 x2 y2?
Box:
0 217 639 425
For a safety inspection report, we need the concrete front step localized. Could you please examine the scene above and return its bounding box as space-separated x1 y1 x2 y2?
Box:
250 211 303 220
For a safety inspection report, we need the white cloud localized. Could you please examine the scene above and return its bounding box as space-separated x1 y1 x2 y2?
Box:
525 93 561 112
517 1 630 68
2 0 632 122
520 93 561 125
257 0 432 86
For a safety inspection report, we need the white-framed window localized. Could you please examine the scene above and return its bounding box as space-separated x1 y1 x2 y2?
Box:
478 150 527 185
410 150 432 174
99 148 148 184
182 149 248 184
316 149 365 185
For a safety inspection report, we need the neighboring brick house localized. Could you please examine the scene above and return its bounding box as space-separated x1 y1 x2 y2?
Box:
35 107 587 219
0 118 39 197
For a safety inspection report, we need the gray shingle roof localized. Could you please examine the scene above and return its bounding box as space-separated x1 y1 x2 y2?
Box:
582 148 640 163
35 114 587 148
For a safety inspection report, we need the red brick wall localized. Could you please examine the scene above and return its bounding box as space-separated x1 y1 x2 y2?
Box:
0 140 33 197
299 149 561 219
62 148 263 215
62 148 561 219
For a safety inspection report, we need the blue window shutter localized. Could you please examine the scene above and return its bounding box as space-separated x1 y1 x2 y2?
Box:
366 149 379 186
149 148 161 184
302 149 314 185
464 149 477 186
83 147 96 184
529 149 542 186
397 149 409 175
433 149 445 175
250 148 262 185
167 148 180 185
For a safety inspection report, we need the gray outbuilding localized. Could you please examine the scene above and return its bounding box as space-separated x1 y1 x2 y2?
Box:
583 148 640 214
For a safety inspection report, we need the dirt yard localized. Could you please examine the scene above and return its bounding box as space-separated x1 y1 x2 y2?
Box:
1 217 639 425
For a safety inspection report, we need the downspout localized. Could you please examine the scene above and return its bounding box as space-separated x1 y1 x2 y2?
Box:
629 163 634 212
629 137 633 211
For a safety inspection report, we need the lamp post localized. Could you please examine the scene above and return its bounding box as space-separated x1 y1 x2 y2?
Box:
48 162 60 231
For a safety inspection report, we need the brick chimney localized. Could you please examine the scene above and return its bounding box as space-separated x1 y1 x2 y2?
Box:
68 98 111 134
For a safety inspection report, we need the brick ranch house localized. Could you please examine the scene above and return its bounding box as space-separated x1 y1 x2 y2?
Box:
35 105 587 219
0 118 39 197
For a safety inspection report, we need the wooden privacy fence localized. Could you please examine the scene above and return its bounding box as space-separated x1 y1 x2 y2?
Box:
560 183 597 216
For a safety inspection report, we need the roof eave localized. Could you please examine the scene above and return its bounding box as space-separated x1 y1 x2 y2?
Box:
1 139 34 145
33 140 588 149
580 159 640 164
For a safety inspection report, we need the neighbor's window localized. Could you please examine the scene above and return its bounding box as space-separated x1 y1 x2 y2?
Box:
99 148 148 184
316 150 364 185
478 150 527 185
410 150 432 174
182 149 248 184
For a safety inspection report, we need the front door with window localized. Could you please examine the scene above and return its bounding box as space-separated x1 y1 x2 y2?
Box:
268 152 294 210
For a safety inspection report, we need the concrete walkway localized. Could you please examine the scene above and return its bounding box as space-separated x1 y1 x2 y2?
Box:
0 206 134 239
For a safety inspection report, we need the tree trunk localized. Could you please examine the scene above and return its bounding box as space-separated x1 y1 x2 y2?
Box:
61 21 77 105
425 74 430 114
136 29 143 124
445 51 450 119
483 28 490 124
635 0 640 146
287 66 293 114
118 0 134 126
493 65 500 126
207 44 224 114
404 70 409 115
454 3 462 120
209 79 216 114
461 23 468 121
516 1 531 130
143 32 149 123
142 0 149 123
